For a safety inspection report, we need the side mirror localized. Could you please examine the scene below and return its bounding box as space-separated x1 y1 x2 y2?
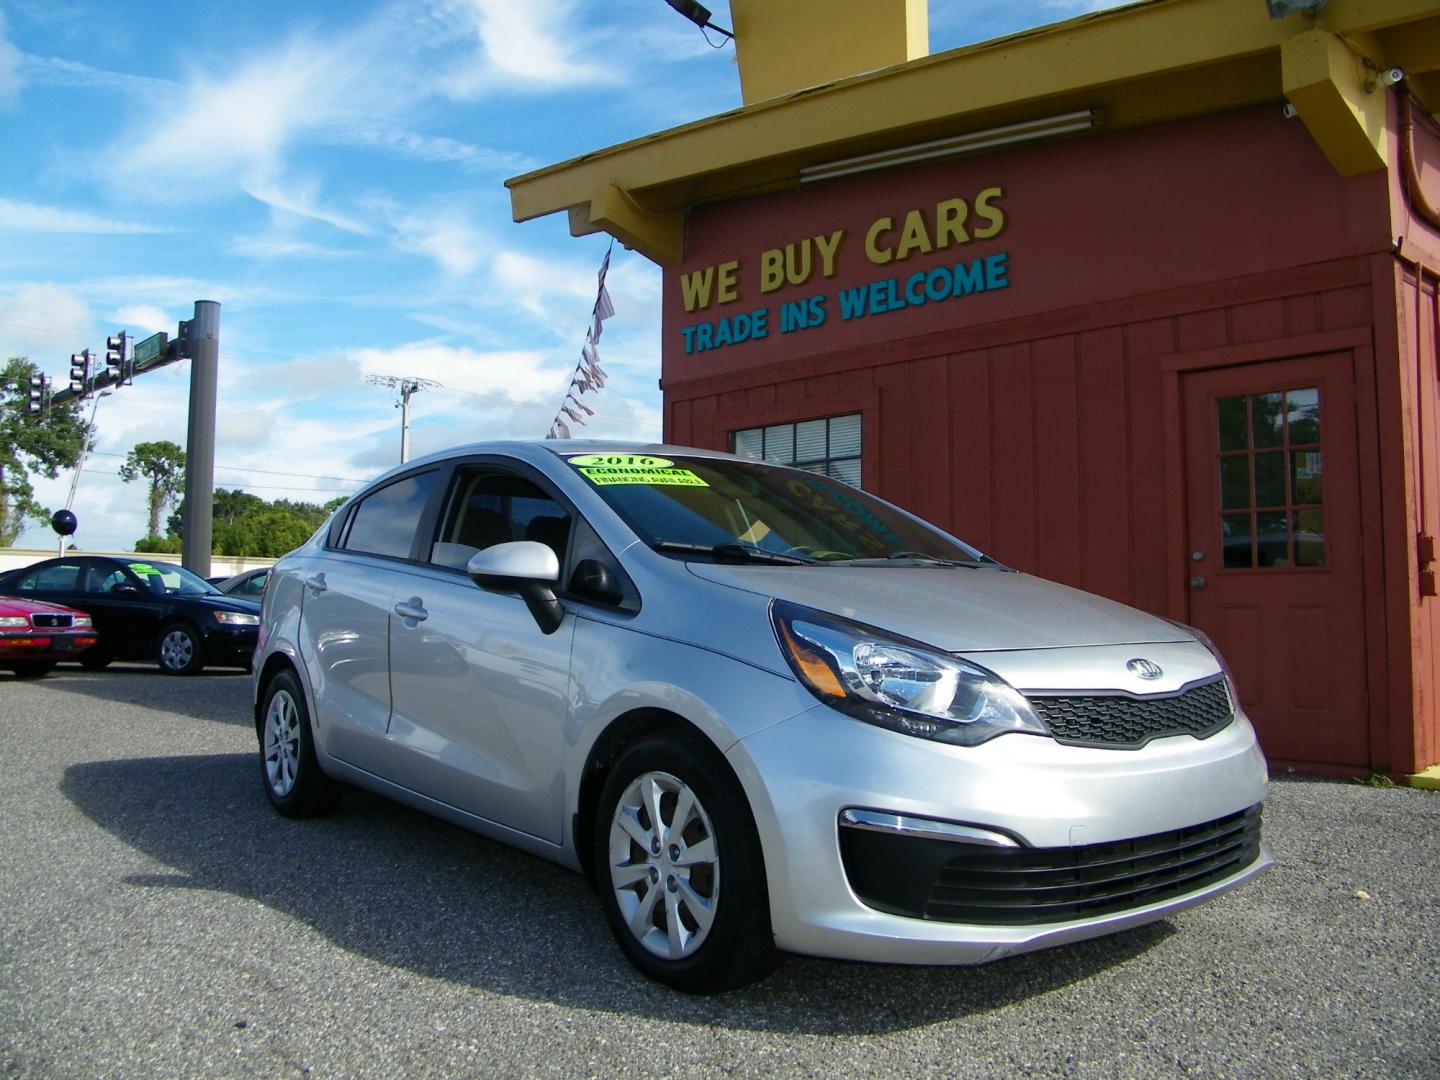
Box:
466 541 565 634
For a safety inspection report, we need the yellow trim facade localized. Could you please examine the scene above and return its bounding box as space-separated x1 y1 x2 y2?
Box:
506 0 1440 267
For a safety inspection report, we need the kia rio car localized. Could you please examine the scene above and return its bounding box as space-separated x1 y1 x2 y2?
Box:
253 441 1271 991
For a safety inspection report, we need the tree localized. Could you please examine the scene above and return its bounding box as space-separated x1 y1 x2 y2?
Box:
0 357 90 546
119 440 186 540
161 487 349 556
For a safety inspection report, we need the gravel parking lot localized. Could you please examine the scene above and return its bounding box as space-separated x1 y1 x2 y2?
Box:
1 666 1436 1078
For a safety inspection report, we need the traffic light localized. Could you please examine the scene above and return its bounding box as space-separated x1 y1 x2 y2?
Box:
68 351 91 395
106 331 129 383
25 373 50 415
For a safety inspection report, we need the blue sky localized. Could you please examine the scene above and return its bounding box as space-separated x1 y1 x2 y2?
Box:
1 0 1120 551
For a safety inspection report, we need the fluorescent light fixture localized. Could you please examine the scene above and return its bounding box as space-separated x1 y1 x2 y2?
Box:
1265 0 1326 18
799 110 1100 183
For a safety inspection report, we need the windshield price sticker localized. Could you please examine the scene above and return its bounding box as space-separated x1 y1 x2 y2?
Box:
128 563 161 576
578 466 709 487
568 454 674 469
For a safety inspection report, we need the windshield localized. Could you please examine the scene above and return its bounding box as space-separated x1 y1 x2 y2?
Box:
126 560 221 596
564 453 991 565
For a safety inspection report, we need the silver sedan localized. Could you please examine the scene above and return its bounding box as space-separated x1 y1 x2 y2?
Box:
253 442 1271 991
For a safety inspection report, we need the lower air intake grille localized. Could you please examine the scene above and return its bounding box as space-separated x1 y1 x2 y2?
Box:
839 805 1263 926
1028 677 1233 749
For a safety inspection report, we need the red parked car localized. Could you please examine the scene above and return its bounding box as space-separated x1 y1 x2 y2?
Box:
0 595 98 678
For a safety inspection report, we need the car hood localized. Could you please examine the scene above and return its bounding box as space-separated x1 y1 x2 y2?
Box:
683 563 1189 652
193 593 261 614
0 594 85 617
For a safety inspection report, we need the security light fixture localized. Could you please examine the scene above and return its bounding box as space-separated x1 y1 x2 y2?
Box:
799 110 1101 184
1265 0 1326 18
663 0 733 40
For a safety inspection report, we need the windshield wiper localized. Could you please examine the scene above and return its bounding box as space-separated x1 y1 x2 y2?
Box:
831 551 989 568
650 541 816 565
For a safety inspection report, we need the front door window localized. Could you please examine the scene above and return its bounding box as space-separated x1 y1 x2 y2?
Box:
1216 387 1323 569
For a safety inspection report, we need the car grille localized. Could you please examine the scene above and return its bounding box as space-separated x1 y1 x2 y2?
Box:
838 805 1263 926
1027 677 1233 749
29 613 74 629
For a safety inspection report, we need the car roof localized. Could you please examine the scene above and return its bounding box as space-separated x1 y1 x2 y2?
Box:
355 439 748 494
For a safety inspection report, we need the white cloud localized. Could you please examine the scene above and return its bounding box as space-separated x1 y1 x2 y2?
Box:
354 340 567 402
0 197 171 234
109 32 385 201
0 9 23 107
385 204 488 276
490 249 596 319
325 122 536 175
111 305 171 336
225 235 355 261
437 0 614 96
0 283 95 364
241 180 373 235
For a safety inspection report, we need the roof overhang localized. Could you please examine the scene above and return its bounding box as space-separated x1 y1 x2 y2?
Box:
507 0 1440 266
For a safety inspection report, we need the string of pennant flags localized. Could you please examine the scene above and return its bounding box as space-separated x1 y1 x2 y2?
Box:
545 242 615 440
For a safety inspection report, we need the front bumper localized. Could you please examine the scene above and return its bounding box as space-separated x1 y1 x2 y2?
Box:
0 630 98 662
200 624 259 667
726 702 1272 965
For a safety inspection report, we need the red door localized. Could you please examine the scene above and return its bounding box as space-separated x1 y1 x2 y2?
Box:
1182 353 1368 767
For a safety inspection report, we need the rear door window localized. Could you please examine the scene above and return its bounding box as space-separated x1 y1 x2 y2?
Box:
343 471 439 560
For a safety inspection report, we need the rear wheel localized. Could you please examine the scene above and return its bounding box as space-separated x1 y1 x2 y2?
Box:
156 623 204 676
593 729 778 992
7 661 56 679
259 669 338 818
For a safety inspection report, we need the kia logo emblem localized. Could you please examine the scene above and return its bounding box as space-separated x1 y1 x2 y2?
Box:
1126 658 1164 680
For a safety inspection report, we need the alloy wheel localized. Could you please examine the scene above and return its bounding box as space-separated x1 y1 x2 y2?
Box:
607 770 720 960
263 689 301 797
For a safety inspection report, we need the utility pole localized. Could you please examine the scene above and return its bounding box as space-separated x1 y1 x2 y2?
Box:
367 375 441 464
180 301 220 577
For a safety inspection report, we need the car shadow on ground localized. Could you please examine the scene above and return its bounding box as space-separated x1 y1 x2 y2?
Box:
61 752 1173 1034
21 664 253 727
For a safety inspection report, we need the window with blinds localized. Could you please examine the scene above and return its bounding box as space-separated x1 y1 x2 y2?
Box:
730 414 862 487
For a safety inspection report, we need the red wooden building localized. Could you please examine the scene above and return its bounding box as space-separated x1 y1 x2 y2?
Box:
510 0 1440 778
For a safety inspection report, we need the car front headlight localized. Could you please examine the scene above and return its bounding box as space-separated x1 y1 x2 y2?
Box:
214 611 260 626
74 615 92 627
0 616 27 628
771 601 1049 746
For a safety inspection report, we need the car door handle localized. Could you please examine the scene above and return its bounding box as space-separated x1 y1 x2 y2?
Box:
394 599 428 622
305 573 327 593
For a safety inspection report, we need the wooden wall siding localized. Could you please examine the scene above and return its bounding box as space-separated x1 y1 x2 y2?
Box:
666 265 1379 620
1401 266 1439 773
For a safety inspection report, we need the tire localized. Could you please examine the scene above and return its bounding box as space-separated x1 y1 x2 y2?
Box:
7 660 57 679
156 623 204 676
259 669 339 818
78 652 113 671
593 729 779 992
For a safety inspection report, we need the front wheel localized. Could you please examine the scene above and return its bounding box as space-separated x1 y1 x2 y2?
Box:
259 669 338 818
156 623 204 676
594 729 778 992
7 660 57 679
78 651 113 671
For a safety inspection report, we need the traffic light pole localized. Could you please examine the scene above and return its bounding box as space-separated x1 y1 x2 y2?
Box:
58 388 112 556
180 301 219 578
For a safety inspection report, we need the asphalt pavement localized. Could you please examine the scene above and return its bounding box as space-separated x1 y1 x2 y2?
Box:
1 665 1436 1078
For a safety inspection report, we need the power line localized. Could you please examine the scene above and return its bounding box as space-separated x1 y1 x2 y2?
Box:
77 466 358 494
84 446 371 483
